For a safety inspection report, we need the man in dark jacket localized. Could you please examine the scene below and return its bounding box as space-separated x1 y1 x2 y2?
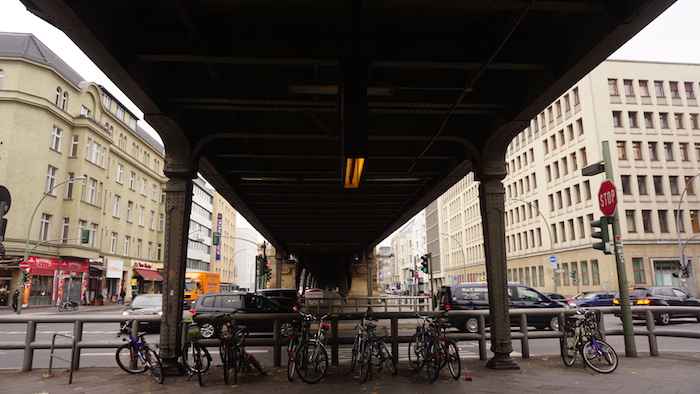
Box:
11 289 19 312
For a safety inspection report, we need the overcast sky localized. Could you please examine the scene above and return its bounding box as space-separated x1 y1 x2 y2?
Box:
2 0 698 242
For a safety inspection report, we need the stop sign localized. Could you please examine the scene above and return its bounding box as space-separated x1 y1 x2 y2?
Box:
598 179 617 216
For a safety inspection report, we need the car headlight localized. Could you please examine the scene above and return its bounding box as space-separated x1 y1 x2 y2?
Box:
568 302 577 308
158 311 163 315
122 311 132 316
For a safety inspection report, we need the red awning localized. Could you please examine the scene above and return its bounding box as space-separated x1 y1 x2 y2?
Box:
134 268 163 281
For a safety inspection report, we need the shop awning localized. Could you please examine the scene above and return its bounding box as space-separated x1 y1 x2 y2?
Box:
134 268 163 281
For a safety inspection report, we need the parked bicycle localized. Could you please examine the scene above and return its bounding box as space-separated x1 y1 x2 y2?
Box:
285 310 313 381
560 308 618 373
58 298 79 312
115 319 164 384
216 313 266 384
294 312 330 384
409 313 459 382
352 313 396 383
181 316 212 386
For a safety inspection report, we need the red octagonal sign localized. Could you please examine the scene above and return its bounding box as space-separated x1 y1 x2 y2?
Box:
598 179 618 216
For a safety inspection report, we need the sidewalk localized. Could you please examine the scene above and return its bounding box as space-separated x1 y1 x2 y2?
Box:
0 352 699 393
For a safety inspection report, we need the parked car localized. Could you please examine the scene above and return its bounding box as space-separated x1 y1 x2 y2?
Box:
189 292 294 338
613 286 700 325
437 282 567 333
567 291 617 308
566 291 593 302
543 292 567 302
256 288 302 310
121 293 162 332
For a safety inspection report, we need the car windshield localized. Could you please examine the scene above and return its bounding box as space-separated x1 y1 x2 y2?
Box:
581 293 600 300
131 295 162 307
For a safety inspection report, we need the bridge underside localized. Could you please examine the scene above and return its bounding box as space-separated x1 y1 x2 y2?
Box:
21 0 676 371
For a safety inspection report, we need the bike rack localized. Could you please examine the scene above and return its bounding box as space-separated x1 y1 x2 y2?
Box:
48 333 77 384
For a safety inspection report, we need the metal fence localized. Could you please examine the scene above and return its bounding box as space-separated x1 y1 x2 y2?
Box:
1 306 699 371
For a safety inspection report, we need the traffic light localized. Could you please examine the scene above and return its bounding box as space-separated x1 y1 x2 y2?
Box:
590 216 612 254
212 232 221 245
420 254 429 273
81 229 90 244
20 270 28 284
264 264 272 281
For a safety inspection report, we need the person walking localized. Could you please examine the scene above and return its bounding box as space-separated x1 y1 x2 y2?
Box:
119 288 126 305
11 290 19 312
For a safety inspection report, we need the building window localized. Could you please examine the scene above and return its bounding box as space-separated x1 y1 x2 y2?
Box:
633 258 646 284
658 210 669 232
644 112 654 128
110 232 117 253
628 112 638 128
581 261 589 285
138 206 145 226
670 176 680 194
151 184 158 201
680 143 690 161
654 81 665 98
62 218 70 244
612 111 623 127
691 114 699 129
116 164 123 183
639 80 649 96
623 79 634 96
116 106 125 121
86 178 97 204
45 165 57 194
632 141 643 160
637 175 647 195
126 201 133 222
685 176 695 195
675 113 685 129
129 172 135 190
66 172 75 199
691 210 700 232
50 125 62 151
675 210 685 232
141 179 147 195
664 142 674 161
113 195 121 217
648 142 658 161
653 176 664 195
642 210 653 232
158 213 164 232
70 135 79 157
685 82 695 99
123 236 130 256
149 211 155 230
591 260 600 285
669 82 680 98
617 141 627 159
608 79 619 96
40 214 51 241
659 113 669 128
626 210 637 233
621 175 631 194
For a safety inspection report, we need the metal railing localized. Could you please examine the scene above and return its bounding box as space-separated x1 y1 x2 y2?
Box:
1 306 699 371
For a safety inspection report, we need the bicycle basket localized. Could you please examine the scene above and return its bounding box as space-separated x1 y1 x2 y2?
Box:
187 323 201 338
373 326 388 339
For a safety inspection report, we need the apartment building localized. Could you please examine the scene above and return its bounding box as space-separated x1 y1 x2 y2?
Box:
186 175 214 273
211 191 238 291
0 33 167 307
434 60 700 297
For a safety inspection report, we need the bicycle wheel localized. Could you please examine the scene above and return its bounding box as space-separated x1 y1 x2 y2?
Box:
426 341 440 383
220 343 231 384
116 343 148 373
71 303 79 311
358 341 371 383
437 340 448 369
247 352 267 376
143 347 165 384
182 341 211 374
58 303 66 312
295 340 328 384
287 340 298 381
378 340 397 375
407 333 426 371
582 339 618 373
350 335 361 372
445 340 460 379
560 330 577 367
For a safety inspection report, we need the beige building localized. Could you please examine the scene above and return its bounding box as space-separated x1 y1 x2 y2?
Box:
211 191 238 290
434 60 700 297
0 33 167 307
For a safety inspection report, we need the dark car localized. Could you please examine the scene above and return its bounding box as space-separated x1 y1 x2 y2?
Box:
121 293 162 332
614 286 700 325
190 292 293 338
543 292 567 302
567 291 617 308
256 288 302 310
437 282 567 333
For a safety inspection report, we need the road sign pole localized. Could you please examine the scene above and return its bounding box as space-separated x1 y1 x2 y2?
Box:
602 141 637 357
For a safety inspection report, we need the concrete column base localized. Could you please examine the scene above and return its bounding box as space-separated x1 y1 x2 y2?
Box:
486 353 520 370
161 357 186 376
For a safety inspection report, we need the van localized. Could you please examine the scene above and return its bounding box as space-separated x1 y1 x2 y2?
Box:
437 282 566 333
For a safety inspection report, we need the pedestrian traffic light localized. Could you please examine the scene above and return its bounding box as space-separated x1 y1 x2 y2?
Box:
81 229 90 244
590 216 611 254
212 232 221 245
420 254 430 273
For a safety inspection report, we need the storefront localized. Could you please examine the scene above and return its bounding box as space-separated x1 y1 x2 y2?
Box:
23 256 89 307
131 261 163 295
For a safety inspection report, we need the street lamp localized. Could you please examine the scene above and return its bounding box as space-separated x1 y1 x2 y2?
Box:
677 173 700 283
18 176 86 314
440 232 467 283
510 198 557 292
